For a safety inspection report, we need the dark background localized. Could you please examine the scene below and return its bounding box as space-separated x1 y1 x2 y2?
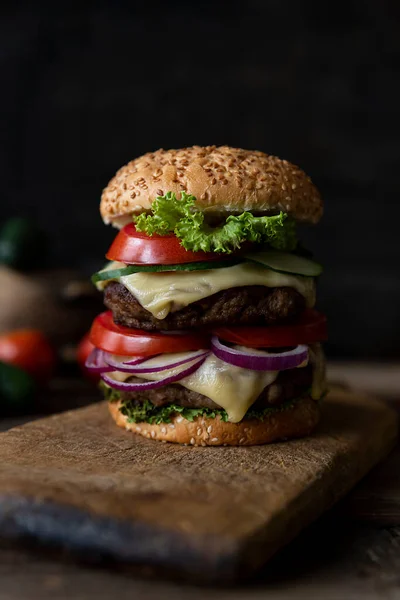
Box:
1 0 399 358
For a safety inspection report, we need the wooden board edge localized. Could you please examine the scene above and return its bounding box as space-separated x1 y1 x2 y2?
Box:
0 494 243 584
0 391 397 583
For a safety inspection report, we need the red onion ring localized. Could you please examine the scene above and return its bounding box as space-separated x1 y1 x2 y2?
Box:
211 336 308 371
120 355 150 366
105 353 151 369
104 349 209 373
85 348 114 373
101 355 207 391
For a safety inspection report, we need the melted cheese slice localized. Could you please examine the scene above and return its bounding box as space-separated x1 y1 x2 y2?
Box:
107 345 326 423
179 354 279 422
118 262 316 320
108 351 279 423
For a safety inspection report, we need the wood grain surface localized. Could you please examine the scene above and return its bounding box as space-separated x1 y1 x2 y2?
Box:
0 387 396 584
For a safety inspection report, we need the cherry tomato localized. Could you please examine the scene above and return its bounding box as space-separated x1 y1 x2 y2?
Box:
90 311 210 356
106 223 226 265
0 329 56 383
213 310 327 348
77 333 100 382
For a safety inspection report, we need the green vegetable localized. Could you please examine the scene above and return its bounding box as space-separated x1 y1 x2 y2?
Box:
91 259 241 283
0 218 47 270
0 361 36 415
134 192 297 254
100 382 308 424
99 381 120 402
119 399 230 424
244 250 323 277
119 397 304 424
93 250 323 285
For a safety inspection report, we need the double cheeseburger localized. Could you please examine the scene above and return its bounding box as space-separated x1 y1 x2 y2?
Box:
87 146 327 446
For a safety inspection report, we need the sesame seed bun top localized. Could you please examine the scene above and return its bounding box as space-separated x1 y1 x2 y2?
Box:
100 146 323 227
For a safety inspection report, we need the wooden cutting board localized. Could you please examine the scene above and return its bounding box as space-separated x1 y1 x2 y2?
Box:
0 388 396 583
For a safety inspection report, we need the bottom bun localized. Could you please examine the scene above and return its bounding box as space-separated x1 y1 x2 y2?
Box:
108 395 320 446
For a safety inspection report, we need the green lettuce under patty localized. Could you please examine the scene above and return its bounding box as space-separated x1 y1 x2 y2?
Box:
133 192 297 254
100 382 308 425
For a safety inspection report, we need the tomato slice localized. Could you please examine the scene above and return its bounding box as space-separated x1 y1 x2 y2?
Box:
90 311 210 356
106 223 226 265
0 329 56 384
213 310 327 348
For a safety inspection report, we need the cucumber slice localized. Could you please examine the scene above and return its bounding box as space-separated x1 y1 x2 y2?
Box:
0 218 47 270
0 361 36 415
91 260 241 283
244 251 323 277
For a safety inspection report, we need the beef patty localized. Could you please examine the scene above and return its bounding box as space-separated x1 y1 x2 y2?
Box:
104 282 306 331
116 366 312 411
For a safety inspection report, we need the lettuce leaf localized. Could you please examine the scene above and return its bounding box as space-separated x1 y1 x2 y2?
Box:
119 399 230 424
100 382 310 425
118 397 305 424
134 192 297 254
103 389 307 425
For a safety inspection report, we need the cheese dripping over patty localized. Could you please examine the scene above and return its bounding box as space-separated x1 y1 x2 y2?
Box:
98 262 316 320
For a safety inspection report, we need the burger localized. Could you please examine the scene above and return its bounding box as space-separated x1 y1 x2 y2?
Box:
87 146 327 446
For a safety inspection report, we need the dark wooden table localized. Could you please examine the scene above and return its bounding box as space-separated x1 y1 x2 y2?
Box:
0 362 399 599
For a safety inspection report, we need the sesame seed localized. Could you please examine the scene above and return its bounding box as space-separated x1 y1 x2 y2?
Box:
190 438 195 445
211 437 218 442
201 441 207 446
197 428 202 436
151 431 155 438
169 424 175 429
239 437 245 444
161 427 167 434
176 416 183 423
207 426 212 433
136 427 141 432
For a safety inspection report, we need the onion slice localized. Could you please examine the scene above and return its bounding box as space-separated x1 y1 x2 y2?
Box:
211 336 308 371
104 349 209 373
104 353 151 370
120 355 150 366
85 348 114 373
101 355 207 391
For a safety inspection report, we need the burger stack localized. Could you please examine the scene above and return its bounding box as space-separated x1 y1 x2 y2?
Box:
87 146 327 446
